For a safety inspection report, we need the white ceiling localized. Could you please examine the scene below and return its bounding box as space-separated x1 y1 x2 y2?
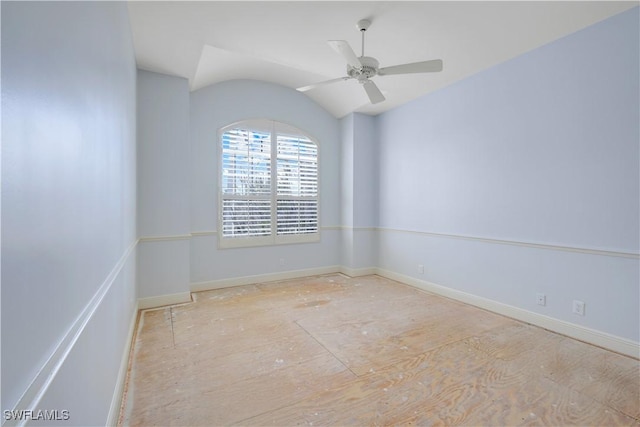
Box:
127 1 636 118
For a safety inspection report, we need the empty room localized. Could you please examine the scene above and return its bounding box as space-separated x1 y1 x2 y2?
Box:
2 1 639 426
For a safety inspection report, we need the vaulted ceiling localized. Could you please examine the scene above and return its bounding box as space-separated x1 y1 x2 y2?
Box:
127 1 636 118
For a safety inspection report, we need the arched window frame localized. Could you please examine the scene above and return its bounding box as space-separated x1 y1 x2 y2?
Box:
218 119 320 249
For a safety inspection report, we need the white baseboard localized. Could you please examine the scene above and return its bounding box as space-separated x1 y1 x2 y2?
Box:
106 302 139 426
340 266 378 277
138 292 192 309
190 265 342 292
376 268 640 359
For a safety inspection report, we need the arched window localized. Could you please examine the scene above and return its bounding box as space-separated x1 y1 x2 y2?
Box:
219 119 319 248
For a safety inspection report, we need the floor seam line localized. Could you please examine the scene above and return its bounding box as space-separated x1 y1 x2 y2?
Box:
294 320 359 378
231 395 311 426
169 306 176 348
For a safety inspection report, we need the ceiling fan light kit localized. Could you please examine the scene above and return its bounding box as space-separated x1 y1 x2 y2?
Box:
297 18 443 105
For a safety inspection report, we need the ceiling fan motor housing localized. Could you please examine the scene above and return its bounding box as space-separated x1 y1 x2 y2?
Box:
348 56 379 80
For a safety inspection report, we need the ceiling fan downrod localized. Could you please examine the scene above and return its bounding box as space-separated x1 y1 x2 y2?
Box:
357 19 371 58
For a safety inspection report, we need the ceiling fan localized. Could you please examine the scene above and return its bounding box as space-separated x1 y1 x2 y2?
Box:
297 19 443 104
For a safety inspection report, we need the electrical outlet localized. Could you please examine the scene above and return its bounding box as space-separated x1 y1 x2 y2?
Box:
572 300 585 316
279 258 285 266
418 264 424 274
536 293 546 306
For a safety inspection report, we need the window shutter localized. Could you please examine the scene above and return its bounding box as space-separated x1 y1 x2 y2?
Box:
277 134 318 235
221 128 272 238
219 121 319 247
221 128 271 196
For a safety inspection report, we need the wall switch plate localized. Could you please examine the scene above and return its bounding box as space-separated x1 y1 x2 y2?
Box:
572 300 585 316
418 264 424 274
536 293 546 306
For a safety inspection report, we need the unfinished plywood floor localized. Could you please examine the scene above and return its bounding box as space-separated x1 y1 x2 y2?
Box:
119 274 639 426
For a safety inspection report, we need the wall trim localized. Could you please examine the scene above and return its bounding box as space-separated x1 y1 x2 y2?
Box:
139 228 638 259
321 226 376 231
377 227 639 259
192 228 349 235
106 301 138 427
376 268 639 359
190 230 217 237
320 225 343 231
190 265 342 292
138 292 192 310
3 240 139 427
138 234 191 242
143 227 375 240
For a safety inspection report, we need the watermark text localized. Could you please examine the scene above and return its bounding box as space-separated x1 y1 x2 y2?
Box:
3 410 70 422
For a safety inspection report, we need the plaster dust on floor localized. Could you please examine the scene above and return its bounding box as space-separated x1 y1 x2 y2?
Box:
119 274 639 426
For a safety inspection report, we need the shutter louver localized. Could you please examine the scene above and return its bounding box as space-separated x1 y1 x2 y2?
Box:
277 200 318 235
222 200 271 237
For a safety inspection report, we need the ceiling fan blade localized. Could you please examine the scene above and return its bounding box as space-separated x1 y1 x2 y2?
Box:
296 77 351 92
328 40 362 69
378 59 443 76
362 80 385 104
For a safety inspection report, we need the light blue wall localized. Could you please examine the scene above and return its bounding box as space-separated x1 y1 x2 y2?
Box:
137 70 191 299
189 80 342 284
353 114 378 229
340 114 355 229
137 71 190 238
1 1 138 423
376 7 639 341
340 114 355 267
341 113 378 271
